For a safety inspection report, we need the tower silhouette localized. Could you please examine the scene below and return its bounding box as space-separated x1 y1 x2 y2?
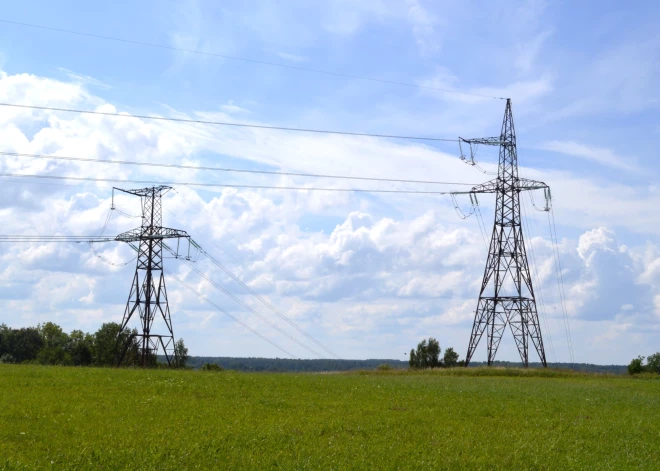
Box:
113 186 190 367
453 99 550 367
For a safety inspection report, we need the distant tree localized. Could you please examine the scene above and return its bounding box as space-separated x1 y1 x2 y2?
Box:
173 338 188 368
8 327 44 363
409 349 417 368
426 338 441 367
201 363 224 371
377 363 392 371
409 338 441 368
37 322 72 365
646 352 660 374
67 330 94 366
0 323 10 357
0 353 15 364
443 347 460 367
628 356 646 375
93 322 123 366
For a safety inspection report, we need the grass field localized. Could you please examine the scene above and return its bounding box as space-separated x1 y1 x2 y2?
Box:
1 365 658 470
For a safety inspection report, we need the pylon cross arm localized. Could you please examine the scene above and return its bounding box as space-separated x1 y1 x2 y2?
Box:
115 227 190 242
458 136 504 146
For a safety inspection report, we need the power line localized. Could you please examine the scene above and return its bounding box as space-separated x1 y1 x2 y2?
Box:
520 195 557 363
171 253 325 359
0 172 458 195
165 269 296 358
548 208 575 364
195 244 341 359
0 103 460 142
0 19 506 101
0 151 477 186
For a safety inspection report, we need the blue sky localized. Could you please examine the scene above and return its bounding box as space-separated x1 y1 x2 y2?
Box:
0 0 658 364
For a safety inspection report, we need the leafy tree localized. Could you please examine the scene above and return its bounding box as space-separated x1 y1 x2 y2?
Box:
7 327 44 363
173 338 188 368
628 356 646 375
67 330 94 366
93 322 123 366
37 322 72 365
646 352 660 374
0 323 10 357
443 347 460 367
409 338 441 368
409 349 417 368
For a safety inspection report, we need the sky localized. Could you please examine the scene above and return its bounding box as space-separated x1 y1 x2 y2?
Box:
0 0 658 364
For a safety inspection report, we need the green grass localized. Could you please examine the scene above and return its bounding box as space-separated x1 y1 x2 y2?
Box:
1 365 658 470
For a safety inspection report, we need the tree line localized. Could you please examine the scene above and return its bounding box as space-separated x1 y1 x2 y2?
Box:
0 322 188 368
628 353 660 375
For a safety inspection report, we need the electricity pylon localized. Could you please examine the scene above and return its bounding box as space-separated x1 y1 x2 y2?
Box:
113 186 191 367
452 99 551 367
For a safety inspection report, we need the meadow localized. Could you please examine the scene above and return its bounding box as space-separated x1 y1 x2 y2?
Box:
0 365 658 470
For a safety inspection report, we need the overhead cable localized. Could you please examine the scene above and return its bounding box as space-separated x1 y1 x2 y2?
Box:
0 151 476 186
0 103 458 142
171 252 325 359
165 269 296 359
195 244 341 359
0 19 506 100
0 172 458 195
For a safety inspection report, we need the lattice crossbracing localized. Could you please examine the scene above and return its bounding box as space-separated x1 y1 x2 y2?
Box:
113 185 191 367
452 99 549 367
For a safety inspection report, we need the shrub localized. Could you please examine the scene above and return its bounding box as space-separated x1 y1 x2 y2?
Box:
201 363 224 371
377 363 392 371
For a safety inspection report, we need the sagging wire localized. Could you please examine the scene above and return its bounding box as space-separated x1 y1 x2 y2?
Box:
113 207 141 219
451 192 475 220
87 201 136 266
529 187 552 212
458 139 497 176
166 246 325 359
88 242 136 267
163 238 201 262
165 269 296 359
546 207 575 364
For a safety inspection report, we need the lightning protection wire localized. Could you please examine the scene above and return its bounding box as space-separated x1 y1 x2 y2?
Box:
0 151 477 186
0 103 462 142
165 269 296 359
0 172 458 195
169 250 325 359
0 19 507 100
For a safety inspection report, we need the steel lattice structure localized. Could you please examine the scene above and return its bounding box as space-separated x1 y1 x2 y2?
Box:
113 185 190 367
453 99 550 367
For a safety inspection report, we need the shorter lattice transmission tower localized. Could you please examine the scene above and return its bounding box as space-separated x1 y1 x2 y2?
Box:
113 186 192 367
452 99 552 367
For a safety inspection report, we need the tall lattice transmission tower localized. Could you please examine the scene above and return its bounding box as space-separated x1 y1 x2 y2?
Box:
113 186 191 367
452 99 552 367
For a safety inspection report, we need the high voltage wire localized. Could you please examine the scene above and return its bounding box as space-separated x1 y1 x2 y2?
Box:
0 172 459 195
170 252 325 359
548 208 575 364
0 19 506 101
166 269 296 359
0 103 460 142
0 151 477 186
194 244 341 359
